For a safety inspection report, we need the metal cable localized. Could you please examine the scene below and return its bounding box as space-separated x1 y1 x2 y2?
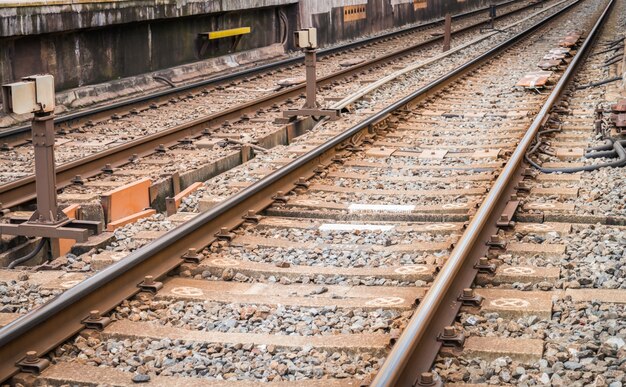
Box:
7 238 48 269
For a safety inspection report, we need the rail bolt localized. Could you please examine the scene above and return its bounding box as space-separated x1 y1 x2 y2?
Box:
82 309 111 331
437 326 465 348
272 191 289 204
16 351 50 374
215 227 235 241
182 248 201 264
139 275 163 294
474 257 497 274
486 235 507 249
243 210 262 224
458 288 483 307
416 372 443 387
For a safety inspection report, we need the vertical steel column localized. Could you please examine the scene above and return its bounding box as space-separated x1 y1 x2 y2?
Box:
31 113 60 224
443 13 452 52
304 48 318 109
489 4 497 29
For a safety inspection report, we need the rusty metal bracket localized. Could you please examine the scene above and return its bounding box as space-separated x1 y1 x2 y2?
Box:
214 227 235 241
496 200 520 228
15 351 50 375
295 177 310 190
474 257 497 274
416 372 443 387
181 248 201 264
458 288 484 306
81 310 111 331
437 326 465 347
242 210 262 224
487 235 507 249
272 191 289 203
138 275 163 294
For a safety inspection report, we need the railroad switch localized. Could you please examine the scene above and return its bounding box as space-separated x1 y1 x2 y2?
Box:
138 275 163 294
437 326 465 348
182 248 202 264
474 257 497 274
81 310 111 331
15 351 50 375
416 372 443 387
458 288 484 307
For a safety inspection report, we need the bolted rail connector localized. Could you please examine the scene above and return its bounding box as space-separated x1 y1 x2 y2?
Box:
15 351 50 374
474 257 497 274
458 288 484 307
101 164 114 174
215 227 234 241
313 164 327 175
416 372 443 387
437 326 465 348
272 191 289 204
243 210 262 224
487 235 507 249
81 310 111 331
71 175 84 185
295 177 310 190
181 248 201 264
138 275 163 293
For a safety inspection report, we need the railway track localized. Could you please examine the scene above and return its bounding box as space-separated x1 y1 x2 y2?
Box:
1 0 624 384
0 0 555 211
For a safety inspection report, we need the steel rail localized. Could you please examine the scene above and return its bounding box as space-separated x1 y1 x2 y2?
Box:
0 0 517 142
0 0 585 382
370 0 614 384
0 0 542 210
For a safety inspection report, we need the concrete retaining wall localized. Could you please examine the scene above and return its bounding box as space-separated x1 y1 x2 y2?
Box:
0 0 298 90
0 0 492 93
300 0 489 47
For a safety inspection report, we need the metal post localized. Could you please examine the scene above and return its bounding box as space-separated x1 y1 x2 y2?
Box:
489 4 497 29
304 49 317 109
30 113 62 224
443 13 452 52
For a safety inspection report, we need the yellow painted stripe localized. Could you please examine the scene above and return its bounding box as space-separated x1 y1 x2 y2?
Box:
207 27 251 40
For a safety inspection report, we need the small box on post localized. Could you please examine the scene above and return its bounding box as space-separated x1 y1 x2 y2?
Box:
284 28 340 121
2 74 55 115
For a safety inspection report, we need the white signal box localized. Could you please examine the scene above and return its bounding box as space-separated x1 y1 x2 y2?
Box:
2 74 55 115
294 28 318 49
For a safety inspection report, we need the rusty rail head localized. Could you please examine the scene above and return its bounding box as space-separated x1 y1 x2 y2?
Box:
370 0 615 385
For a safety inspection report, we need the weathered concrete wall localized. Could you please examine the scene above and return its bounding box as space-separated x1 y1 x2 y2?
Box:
300 0 490 46
0 0 297 90
0 0 493 93
0 0 298 37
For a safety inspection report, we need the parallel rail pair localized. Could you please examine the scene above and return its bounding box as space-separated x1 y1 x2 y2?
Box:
0 0 614 384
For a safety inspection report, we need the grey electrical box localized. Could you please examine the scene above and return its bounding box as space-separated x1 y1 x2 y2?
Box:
2 74 55 115
294 28 318 49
